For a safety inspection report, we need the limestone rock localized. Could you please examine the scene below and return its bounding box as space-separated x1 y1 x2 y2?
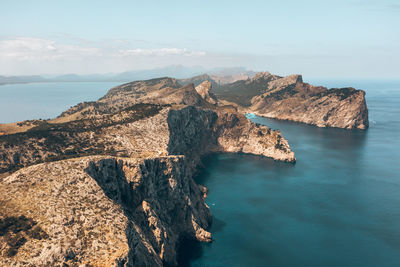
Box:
195 81 218 105
250 75 369 129
209 71 369 130
0 155 211 266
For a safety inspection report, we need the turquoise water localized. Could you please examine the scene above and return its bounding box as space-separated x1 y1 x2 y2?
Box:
0 82 120 123
184 80 400 266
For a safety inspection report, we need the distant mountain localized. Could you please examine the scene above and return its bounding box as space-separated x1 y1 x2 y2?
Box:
0 65 255 86
178 74 219 87
209 67 257 85
0 75 47 85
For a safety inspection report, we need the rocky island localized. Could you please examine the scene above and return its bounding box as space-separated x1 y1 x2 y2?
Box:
0 77 294 266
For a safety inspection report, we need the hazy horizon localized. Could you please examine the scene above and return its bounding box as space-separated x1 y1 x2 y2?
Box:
2 65 400 81
1 0 399 78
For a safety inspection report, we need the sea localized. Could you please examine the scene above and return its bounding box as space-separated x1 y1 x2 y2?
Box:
0 82 121 123
1 79 400 266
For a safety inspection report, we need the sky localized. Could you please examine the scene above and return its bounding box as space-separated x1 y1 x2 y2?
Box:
0 0 399 78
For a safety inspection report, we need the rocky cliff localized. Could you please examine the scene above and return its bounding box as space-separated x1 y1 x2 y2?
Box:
177 72 369 130
249 74 369 129
195 81 218 105
0 156 211 266
180 72 369 130
0 78 295 265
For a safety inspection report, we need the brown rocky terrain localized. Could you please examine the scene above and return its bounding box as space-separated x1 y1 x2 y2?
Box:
249 74 369 129
185 71 369 130
0 155 211 266
0 77 295 265
194 81 218 105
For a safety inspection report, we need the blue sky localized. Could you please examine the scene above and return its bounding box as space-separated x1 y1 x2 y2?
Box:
0 0 399 77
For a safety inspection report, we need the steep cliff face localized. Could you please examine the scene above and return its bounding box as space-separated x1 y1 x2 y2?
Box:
167 106 295 163
191 71 368 130
250 75 369 129
0 75 297 265
0 156 211 266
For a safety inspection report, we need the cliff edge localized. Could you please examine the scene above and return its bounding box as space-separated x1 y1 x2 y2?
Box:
249 74 369 130
189 72 369 130
0 77 295 266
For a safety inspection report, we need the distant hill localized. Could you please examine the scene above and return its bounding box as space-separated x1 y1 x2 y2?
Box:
0 65 256 86
0 75 47 85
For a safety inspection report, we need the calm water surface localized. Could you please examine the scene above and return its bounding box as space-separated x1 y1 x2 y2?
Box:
0 82 120 123
183 80 400 267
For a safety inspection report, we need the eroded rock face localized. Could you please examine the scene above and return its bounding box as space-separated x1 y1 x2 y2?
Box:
189 71 368 130
0 156 211 266
167 106 295 163
195 81 218 105
250 75 369 129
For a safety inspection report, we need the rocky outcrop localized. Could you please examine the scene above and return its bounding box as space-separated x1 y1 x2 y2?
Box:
206 71 369 130
250 74 369 129
195 81 218 105
0 155 211 266
54 78 217 123
167 106 295 163
56 77 182 121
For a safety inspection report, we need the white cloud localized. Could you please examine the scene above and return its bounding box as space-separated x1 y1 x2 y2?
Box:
118 48 206 57
0 37 208 74
0 37 206 63
0 37 101 61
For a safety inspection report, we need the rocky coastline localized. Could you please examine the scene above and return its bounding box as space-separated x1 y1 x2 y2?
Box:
0 77 295 265
0 72 367 265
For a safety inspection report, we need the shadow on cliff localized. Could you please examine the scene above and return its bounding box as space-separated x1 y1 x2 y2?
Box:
176 237 204 267
85 157 212 266
176 216 226 266
84 158 156 266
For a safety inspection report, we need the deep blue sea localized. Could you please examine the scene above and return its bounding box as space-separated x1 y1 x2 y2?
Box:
183 79 400 267
1 80 399 266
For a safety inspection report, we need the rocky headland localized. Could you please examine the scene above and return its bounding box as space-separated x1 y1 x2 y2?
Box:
184 72 369 130
248 74 369 129
0 77 294 266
